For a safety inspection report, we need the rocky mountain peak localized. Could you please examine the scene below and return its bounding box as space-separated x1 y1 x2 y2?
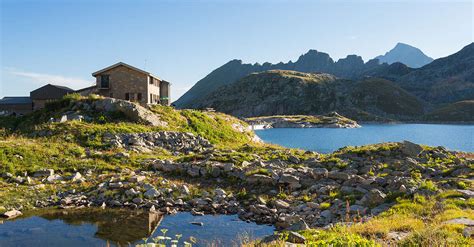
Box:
375 42 433 68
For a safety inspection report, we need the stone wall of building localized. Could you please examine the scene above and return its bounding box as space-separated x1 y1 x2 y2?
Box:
147 76 161 104
95 66 149 105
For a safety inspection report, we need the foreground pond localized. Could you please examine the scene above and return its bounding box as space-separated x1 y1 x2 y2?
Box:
0 209 274 247
255 124 474 153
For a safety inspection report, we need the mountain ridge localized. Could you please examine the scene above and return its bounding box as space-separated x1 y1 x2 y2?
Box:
174 43 433 108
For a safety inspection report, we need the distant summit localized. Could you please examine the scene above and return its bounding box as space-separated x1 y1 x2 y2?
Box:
174 43 440 109
174 50 384 108
375 43 433 68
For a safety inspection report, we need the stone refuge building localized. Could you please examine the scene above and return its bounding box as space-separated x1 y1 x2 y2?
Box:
78 62 171 106
0 62 171 115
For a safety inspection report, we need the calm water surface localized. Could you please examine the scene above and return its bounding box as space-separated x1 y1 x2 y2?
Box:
0 209 274 247
255 124 473 153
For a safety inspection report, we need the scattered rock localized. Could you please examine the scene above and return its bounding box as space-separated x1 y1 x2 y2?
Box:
444 218 474 226
463 227 474 238
144 188 161 199
274 199 290 209
360 189 386 206
70 172 83 182
33 169 54 177
286 231 306 244
2 209 22 219
457 189 474 198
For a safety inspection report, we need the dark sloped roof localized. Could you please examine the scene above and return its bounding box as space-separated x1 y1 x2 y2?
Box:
75 85 97 93
49 84 74 91
0 97 32 105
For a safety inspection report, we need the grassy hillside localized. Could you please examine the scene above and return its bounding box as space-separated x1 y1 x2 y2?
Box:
192 70 425 121
0 95 472 246
0 94 256 149
351 78 425 117
425 100 474 122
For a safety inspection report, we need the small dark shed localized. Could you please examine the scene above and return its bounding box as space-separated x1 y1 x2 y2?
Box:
30 84 74 110
0 97 33 115
30 84 74 100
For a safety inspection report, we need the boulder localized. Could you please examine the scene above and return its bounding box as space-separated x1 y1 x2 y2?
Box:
328 171 351 180
246 174 274 185
144 188 161 199
311 168 329 178
444 218 474 226
46 174 63 183
93 98 166 127
400 141 423 157
360 189 387 207
274 199 290 209
287 219 310 231
70 172 83 182
457 189 474 198
33 169 54 177
278 174 300 184
286 231 306 244
214 188 227 197
2 209 22 219
187 167 201 177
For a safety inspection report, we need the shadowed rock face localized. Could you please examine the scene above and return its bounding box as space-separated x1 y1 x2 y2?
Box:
396 43 474 105
174 50 387 109
191 70 424 121
176 43 473 121
38 209 162 244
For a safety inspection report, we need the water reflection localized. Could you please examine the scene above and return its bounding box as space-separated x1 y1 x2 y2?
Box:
39 209 162 244
0 209 274 247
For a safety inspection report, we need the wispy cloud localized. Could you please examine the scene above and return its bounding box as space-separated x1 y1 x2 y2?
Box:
4 67 93 90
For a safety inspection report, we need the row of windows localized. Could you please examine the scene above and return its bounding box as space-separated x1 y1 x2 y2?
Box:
125 93 142 102
150 94 160 104
149 77 160 87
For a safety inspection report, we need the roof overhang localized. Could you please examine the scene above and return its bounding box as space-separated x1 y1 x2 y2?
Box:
92 62 161 80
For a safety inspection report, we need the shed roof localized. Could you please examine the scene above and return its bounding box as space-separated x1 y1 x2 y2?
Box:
30 84 74 94
92 62 161 80
0 97 32 105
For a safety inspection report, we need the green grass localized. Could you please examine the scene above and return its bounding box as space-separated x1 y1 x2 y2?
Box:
300 228 378 246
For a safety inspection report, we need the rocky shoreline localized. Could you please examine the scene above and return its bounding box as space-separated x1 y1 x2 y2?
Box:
1 97 472 245
246 112 361 130
2 133 471 239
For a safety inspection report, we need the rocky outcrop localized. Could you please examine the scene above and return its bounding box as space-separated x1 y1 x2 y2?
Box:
1 141 471 237
192 70 424 121
174 46 410 109
1 209 22 219
92 98 166 127
103 131 213 154
246 112 360 129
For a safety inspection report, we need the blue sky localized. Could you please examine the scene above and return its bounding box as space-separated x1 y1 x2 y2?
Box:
1 0 473 100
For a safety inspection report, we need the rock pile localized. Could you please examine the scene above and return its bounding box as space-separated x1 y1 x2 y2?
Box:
1 141 472 234
103 131 213 154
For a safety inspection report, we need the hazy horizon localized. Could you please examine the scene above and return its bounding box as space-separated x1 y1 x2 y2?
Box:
1 0 473 100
